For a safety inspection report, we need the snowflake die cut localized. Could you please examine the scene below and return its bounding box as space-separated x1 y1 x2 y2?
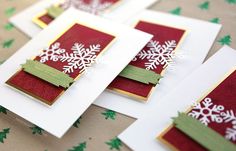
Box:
61 0 114 15
60 43 101 74
221 110 236 141
39 42 65 63
133 40 177 70
188 97 224 125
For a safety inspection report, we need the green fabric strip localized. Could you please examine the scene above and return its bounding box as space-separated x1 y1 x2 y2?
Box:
47 6 64 18
22 60 74 88
119 65 162 85
173 113 236 151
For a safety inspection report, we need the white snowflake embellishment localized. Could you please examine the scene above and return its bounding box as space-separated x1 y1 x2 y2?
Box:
133 40 177 70
60 43 101 74
221 110 236 141
39 42 65 63
61 0 114 15
188 97 224 125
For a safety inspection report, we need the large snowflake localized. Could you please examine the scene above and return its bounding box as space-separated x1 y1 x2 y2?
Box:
60 43 101 74
61 0 114 15
188 97 224 125
221 110 236 141
39 42 65 63
133 40 177 70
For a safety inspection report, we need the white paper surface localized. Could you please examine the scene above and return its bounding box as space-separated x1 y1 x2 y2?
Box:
0 8 152 138
119 46 236 151
10 0 157 38
94 10 222 119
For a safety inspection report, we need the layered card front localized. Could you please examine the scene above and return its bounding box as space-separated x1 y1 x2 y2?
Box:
10 0 157 37
0 8 152 138
118 46 236 151
159 69 236 150
94 10 222 119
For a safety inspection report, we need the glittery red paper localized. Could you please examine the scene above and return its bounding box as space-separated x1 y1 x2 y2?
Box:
109 21 186 99
162 70 236 151
6 23 115 105
36 0 120 26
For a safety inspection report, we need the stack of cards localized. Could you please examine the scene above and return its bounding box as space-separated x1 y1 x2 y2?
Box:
1 1 233 151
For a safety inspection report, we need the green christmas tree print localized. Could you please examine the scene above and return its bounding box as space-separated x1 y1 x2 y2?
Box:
169 7 181 15
4 23 14 31
68 142 86 151
2 39 14 48
0 106 7 114
225 0 236 4
73 116 82 128
30 125 44 135
218 35 232 45
210 18 220 24
106 137 122 151
102 109 116 120
5 7 16 17
0 128 10 143
199 1 210 10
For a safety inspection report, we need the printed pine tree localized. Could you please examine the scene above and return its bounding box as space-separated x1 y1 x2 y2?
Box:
73 116 82 128
0 128 10 143
2 39 14 48
0 60 5 65
169 7 181 15
106 137 122 151
68 142 86 151
218 35 232 45
210 18 220 24
199 1 210 10
102 109 116 120
30 125 44 135
4 7 16 17
0 106 7 114
225 0 236 4
4 23 14 31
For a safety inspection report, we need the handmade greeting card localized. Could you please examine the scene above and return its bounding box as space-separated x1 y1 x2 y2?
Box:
108 20 187 101
33 0 122 28
118 46 236 151
94 10 221 119
159 69 236 151
10 0 157 37
6 23 116 105
0 9 152 138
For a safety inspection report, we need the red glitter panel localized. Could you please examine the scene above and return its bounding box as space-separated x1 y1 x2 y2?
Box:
6 23 115 105
161 69 236 151
109 21 186 100
36 0 120 27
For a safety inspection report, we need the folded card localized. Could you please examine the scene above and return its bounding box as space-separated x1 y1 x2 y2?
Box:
159 68 236 150
10 0 157 37
94 10 221 119
118 46 236 151
0 8 152 138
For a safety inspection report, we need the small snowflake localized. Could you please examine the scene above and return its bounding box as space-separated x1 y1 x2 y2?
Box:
61 0 114 15
188 97 224 125
60 43 100 74
39 42 65 63
133 40 177 70
221 110 236 141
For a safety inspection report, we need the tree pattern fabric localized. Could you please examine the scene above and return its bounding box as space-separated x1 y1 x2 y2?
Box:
0 0 235 151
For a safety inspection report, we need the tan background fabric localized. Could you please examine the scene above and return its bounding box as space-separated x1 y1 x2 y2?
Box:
0 0 235 151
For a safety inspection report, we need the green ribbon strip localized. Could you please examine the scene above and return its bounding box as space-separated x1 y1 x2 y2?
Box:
47 5 64 18
22 60 74 88
173 113 236 151
119 65 162 85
